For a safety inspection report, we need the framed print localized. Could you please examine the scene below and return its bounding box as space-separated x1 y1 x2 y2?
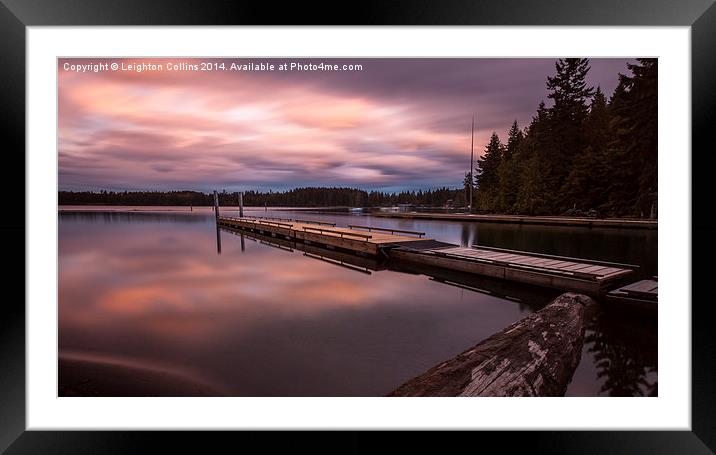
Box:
3 0 714 452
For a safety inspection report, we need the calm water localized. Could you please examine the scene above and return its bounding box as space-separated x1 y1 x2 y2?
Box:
58 207 657 396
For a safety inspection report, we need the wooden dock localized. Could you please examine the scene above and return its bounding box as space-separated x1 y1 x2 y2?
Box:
217 216 429 256
218 216 636 295
606 278 658 309
388 244 634 294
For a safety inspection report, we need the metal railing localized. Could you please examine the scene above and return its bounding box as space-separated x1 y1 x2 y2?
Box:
244 215 294 222
348 224 425 238
294 219 336 226
302 226 372 240
234 218 294 228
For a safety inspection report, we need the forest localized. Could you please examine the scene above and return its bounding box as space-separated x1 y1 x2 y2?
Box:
470 58 657 217
58 187 464 208
59 58 657 218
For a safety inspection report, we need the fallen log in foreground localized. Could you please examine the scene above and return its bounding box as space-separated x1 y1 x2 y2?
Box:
388 292 595 397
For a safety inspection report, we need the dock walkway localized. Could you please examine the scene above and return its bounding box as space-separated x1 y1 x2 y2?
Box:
388 245 634 294
218 216 429 256
218 215 636 295
606 279 658 309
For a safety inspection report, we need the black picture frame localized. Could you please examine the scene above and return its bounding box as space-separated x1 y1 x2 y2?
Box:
2 0 713 453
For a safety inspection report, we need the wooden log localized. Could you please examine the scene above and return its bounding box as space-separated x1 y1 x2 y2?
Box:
388 292 595 397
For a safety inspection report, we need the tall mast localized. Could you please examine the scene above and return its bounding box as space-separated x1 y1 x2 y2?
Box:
469 114 474 212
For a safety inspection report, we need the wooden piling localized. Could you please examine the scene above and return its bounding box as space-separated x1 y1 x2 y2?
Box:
213 190 219 219
388 292 595 397
239 192 244 218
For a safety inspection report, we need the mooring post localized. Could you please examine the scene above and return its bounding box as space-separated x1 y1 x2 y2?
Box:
239 192 244 218
215 225 222 254
213 190 220 220
265 201 267 213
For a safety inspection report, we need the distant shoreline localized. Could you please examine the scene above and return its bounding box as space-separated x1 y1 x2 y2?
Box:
57 205 346 211
58 205 658 228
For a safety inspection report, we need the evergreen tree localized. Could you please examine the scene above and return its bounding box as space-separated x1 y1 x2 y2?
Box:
611 58 658 216
561 87 612 211
475 132 504 211
515 101 554 214
497 120 523 212
545 58 595 210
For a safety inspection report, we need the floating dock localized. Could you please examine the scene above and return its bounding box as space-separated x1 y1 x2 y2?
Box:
217 215 636 295
389 244 634 295
373 212 657 230
606 278 658 309
217 216 428 256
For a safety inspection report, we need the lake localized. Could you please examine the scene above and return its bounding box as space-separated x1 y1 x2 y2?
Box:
58 207 657 396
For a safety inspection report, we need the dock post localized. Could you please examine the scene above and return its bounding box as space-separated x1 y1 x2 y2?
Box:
239 192 244 218
265 201 267 213
213 190 220 220
215 224 222 254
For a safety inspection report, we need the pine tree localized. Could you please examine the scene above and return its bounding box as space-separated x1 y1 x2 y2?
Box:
515 101 554 214
497 120 523 212
475 132 504 211
561 87 612 211
545 58 595 210
601 59 657 216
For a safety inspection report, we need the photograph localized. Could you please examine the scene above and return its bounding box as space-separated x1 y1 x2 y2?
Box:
57 56 658 398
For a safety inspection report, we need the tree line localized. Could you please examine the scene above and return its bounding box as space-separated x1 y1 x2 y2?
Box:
470 58 657 217
58 187 465 208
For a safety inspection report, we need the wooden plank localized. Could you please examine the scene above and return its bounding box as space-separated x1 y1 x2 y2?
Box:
622 280 658 293
572 265 613 275
593 266 630 276
219 216 432 255
511 257 554 266
556 263 597 272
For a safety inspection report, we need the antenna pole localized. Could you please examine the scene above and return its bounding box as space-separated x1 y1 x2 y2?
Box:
469 115 474 212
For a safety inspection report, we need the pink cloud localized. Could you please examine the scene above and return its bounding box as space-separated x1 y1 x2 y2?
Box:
58 57 632 191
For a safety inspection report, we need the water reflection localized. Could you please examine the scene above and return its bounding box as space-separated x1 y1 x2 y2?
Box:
215 224 222 254
584 309 658 396
60 212 532 396
59 210 657 396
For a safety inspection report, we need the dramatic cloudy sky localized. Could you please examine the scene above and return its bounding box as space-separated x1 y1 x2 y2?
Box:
58 58 632 192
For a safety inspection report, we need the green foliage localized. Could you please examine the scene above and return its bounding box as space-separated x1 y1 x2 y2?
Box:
476 58 657 218
497 120 524 212
475 132 504 211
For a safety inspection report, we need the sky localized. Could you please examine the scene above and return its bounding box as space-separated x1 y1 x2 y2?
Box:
58 57 633 193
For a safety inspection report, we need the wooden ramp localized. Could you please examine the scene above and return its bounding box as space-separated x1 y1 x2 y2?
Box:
388 244 635 295
606 279 658 309
218 216 429 256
